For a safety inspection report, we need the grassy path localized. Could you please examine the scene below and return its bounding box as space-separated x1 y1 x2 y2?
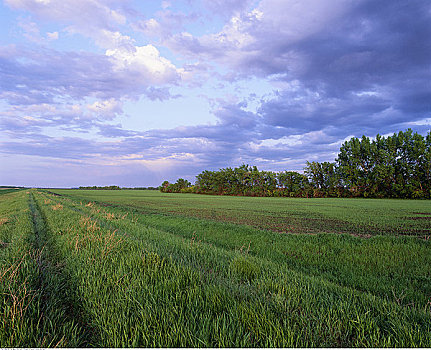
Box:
0 191 38 346
27 193 93 347
0 191 90 347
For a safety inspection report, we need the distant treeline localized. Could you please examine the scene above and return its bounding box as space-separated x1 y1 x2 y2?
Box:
78 186 158 190
161 129 431 199
0 186 26 188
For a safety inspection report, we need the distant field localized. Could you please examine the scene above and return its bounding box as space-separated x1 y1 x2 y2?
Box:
0 188 22 195
1 189 430 347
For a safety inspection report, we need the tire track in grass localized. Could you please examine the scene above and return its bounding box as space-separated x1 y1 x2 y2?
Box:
28 193 96 347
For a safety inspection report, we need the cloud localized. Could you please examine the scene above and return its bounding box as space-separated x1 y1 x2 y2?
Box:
133 18 164 38
106 45 181 85
202 0 254 18
18 19 43 42
1 93 428 187
5 0 128 47
17 18 59 43
0 153 162 188
166 0 431 134
168 0 431 91
46 31 58 40
167 0 350 65
1 0 430 187
87 99 123 120
0 44 182 107
132 8 198 42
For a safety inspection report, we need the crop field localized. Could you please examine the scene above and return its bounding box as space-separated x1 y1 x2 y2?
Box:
55 189 431 237
0 188 22 196
1 189 430 347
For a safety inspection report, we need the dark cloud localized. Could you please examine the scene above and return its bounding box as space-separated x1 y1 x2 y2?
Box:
161 0 431 168
97 124 138 138
258 90 395 134
224 0 430 141
169 0 431 130
288 1 431 96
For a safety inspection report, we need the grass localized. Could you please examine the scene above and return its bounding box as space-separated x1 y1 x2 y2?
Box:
0 190 88 347
0 188 23 196
50 190 431 309
1 189 430 347
52 189 431 237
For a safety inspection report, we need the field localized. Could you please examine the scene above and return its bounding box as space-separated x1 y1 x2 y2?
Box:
0 188 22 195
1 189 430 347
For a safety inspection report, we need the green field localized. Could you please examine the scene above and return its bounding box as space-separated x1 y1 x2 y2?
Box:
0 188 23 196
54 189 431 236
1 189 430 347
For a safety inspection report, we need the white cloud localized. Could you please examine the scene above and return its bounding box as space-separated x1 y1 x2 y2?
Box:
257 135 302 148
134 18 163 38
6 0 129 49
106 45 181 85
87 98 123 119
95 30 134 50
46 31 58 40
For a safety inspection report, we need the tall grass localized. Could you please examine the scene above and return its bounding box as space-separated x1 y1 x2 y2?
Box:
0 191 88 347
0 191 43 347
28 190 431 347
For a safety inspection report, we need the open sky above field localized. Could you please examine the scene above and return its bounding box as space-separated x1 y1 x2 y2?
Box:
1 0 430 187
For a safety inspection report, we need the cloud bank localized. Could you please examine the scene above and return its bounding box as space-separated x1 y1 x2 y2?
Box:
1 0 430 186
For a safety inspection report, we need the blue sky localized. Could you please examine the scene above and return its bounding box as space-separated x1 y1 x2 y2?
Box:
1 0 430 187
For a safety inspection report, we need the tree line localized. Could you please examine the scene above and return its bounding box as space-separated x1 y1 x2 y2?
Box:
161 129 431 199
79 185 122 190
78 186 158 190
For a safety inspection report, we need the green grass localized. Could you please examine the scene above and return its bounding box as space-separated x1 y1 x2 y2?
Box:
0 190 36 346
1 189 430 347
52 189 431 237
48 190 431 309
0 188 23 196
0 190 87 347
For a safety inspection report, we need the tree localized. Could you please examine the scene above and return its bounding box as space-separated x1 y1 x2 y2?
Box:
304 161 338 196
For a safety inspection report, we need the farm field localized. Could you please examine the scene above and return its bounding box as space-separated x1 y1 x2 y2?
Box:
54 189 431 237
1 189 430 347
0 188 23 196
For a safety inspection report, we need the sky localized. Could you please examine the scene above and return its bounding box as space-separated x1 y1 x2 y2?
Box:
0 0 430 187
